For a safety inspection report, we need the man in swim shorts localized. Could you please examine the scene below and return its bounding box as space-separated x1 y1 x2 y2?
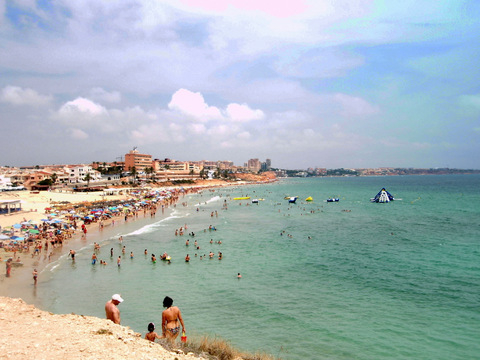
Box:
161 296 185 344
105 294 123 324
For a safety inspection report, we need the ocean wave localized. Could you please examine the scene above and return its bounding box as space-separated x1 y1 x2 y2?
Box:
194 195 221 206
123 212 185 236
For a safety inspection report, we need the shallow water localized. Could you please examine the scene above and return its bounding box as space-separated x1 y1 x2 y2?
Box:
34 175 480 359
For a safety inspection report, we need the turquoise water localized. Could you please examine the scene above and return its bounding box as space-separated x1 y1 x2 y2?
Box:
35 175 480 359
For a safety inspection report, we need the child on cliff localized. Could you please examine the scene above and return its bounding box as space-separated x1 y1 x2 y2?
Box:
145 322 163 342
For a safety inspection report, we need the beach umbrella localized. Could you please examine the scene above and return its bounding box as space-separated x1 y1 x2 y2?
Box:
49 213 58 216
0 234 9 240
13 224 21 229
10 236 25 241
41 219 50 222
29 229 40 234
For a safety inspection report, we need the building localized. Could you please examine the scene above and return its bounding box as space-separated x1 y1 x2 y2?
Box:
265 158 271 170
66 165 102 184
152 159 202 181
0 174 13 190
124 148 152 172
23 170 53 190
247 158 261 173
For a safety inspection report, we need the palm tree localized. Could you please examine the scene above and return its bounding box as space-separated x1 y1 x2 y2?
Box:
149 167 156 182
83 173 92 187
130 166 137 184
51 173 58 184
145 167 153 182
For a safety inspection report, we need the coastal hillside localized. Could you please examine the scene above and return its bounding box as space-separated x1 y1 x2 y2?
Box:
0 296 200 360
232 171 277 182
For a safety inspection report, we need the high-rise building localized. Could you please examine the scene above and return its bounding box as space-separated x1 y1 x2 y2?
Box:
247 158 261 173
124 148 152 172
265 158 271 169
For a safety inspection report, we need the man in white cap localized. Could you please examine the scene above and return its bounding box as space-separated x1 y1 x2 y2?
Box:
105 294 123 324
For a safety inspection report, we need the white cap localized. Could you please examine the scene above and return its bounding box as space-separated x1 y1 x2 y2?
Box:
112 294 124 303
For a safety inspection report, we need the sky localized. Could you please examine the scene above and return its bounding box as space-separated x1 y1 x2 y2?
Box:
1 0 480 169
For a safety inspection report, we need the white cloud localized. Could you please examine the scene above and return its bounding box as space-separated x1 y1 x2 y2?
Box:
70 128 89 139
0 86 52 106
226 103 264 122
168 88 265 123
54 98 160 136
89 87 122 103
190 123 207 134
168 88 223 121
59 97 107 116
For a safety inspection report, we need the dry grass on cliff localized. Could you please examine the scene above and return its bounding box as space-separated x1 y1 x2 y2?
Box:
161 335 280 360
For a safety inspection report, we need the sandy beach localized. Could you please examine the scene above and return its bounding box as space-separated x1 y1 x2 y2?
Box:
0 181 235 293
0 189 133 295
0 174 276 292
0 189 130 228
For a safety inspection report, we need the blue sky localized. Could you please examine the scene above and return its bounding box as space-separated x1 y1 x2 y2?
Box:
1 0 479 169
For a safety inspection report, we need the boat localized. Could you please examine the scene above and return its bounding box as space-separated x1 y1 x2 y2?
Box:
371 188 394 203
233 197 250 200
326 198 339 202
305 196 313 202
288 196 297 204
251 198 265 204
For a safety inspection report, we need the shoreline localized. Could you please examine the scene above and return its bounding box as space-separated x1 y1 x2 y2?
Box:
1 192 167 298
0 178 279 359
0 178 276 297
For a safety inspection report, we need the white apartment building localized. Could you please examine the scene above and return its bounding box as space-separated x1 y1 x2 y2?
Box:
67 165 102 184
0 174 13 190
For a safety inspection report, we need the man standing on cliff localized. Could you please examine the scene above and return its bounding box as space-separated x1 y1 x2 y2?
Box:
105 294 123 324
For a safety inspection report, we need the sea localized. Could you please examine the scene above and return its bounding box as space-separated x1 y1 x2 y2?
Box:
30 175 480 360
